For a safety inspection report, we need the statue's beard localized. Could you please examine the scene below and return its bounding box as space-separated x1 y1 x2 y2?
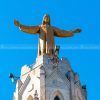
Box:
43 20 50 25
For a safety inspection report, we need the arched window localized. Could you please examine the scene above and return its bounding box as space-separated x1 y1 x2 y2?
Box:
51 90 64 100
54 96 60 100
27 95 34 100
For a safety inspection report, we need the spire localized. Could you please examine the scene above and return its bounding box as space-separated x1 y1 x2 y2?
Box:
34 90 39 100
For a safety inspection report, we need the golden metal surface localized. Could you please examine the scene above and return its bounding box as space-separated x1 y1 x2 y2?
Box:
14 14 81 56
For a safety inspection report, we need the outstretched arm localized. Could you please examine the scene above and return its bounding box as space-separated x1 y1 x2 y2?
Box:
14 20 40 34
53 27 81 37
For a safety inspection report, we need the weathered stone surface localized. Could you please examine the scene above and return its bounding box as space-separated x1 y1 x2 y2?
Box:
13 54 87 100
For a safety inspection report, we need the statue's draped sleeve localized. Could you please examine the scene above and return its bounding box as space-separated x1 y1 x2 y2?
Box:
19 24 40 34
53 27 74 37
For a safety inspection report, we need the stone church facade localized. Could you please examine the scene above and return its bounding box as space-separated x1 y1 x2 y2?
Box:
13 54 87 100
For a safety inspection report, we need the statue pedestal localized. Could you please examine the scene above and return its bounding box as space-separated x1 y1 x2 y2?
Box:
13 54 87 100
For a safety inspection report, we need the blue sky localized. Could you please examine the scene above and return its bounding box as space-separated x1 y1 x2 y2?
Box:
0 0 100 100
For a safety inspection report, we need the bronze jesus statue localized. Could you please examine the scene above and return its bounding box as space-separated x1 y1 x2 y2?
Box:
14 14 81 56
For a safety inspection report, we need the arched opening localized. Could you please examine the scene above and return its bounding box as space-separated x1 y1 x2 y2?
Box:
50 90 64 100
54 96 60 100
27 95 34 100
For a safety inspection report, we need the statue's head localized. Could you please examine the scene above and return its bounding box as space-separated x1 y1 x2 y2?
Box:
42 14 50 25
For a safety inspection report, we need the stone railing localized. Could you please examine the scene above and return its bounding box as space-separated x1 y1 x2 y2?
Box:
19 75 31 95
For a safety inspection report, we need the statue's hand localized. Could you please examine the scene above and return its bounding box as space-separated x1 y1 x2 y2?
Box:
73 28 82 33
14 20 20 27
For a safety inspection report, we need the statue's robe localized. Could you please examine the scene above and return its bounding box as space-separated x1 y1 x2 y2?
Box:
19 24 73 56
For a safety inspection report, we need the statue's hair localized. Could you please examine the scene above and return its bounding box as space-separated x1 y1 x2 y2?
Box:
42 14 51 25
